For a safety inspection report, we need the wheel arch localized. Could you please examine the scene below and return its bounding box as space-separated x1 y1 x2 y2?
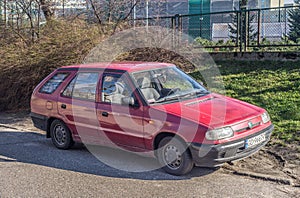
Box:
46 117 64 138
153 132 190 156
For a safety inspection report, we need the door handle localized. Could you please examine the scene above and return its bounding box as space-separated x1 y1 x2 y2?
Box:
61 104 67 109
102 111 109 117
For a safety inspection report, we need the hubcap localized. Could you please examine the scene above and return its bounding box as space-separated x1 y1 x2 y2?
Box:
54 125 66 146
163 144 182 170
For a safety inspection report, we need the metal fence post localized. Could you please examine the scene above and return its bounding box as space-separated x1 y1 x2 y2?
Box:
171 16 176 50
247 10 250 50
171 16 175 30
239 11 243 52
244 9 248 52
178 15 182 32
236 10 240 51
257 9 261 47
178 15 183 46
284 7 287 42
171 14 180 49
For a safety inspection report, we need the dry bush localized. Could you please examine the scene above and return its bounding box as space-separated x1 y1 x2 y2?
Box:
117 47 195 72
0 20 102 111
0 21 196 111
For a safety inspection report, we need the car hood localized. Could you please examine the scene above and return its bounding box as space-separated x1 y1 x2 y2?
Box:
152 93 264 129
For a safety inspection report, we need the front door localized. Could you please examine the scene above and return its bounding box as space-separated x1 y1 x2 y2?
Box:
96 72 145 150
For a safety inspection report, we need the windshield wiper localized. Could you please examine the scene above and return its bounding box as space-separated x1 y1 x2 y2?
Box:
180 90 210 99
151 90 210 104
150 94 181 104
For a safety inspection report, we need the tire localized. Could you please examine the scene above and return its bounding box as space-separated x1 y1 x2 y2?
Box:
157 136 194 175
50 120 74 150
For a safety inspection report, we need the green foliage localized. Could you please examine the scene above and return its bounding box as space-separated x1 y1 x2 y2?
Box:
190 61 300 143
193 36 300 52
194 37 237 52
288 7 300 42
194 37 214 46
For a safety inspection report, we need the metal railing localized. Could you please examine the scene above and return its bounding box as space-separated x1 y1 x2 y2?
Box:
133 5 300 52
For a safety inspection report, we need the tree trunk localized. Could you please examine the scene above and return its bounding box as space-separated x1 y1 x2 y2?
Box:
4 0 7 27
39 0 54 21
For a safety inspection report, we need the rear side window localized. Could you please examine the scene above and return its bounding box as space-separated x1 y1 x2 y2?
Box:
62 72 99 101
39 73 69 94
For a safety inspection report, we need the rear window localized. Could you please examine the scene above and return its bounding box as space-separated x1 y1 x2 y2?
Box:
39 73 69 94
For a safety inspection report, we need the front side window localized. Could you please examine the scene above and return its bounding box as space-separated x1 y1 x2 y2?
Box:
39 73 69 94
101 74 133 105
62 72 99 101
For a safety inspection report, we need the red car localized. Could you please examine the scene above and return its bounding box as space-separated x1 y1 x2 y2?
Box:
31 62 273 175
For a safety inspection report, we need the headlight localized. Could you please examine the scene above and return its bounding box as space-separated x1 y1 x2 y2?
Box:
261 112 270 124
205 127 234 141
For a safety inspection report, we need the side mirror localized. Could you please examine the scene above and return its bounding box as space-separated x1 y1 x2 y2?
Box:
122 97 139 108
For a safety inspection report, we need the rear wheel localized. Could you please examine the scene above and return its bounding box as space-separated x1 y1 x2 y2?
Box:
50 120 74 150
157 136 194 175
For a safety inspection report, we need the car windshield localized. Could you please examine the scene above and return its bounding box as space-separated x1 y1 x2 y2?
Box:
132 66 209 104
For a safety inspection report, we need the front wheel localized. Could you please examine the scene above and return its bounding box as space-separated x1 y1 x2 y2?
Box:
157 136 194 175
50 120 74 150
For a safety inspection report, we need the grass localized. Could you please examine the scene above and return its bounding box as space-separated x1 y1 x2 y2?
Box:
190 60 300 143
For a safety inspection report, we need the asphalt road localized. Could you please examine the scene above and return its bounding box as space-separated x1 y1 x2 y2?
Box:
0 127 299 197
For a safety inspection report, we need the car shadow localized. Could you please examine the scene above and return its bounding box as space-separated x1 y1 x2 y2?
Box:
0 130 218 180
0 111 30 125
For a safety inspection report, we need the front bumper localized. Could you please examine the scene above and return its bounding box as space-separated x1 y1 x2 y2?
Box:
189 124 274 167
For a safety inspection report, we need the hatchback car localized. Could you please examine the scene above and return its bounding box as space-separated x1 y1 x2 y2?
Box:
31 62 273 175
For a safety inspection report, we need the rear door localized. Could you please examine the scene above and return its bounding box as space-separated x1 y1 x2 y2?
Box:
58 71 101 144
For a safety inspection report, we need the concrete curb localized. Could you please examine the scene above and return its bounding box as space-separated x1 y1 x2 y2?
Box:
222 167 295 186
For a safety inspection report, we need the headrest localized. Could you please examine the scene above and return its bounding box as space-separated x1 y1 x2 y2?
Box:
137 77 151 89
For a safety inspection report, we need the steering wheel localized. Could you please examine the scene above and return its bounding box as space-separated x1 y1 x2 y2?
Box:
165 88 180 97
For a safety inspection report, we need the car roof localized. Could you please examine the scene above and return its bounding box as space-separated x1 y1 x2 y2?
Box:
59 61 175 73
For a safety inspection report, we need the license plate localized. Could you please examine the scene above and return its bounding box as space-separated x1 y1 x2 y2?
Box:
245 133 266 149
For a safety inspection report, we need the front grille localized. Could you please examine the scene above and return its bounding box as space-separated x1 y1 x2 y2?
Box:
235 121 261 133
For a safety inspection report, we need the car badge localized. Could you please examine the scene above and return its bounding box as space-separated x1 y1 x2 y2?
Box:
248 122 253 129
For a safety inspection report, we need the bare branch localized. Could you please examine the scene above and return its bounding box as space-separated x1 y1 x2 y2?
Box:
112 0 141 33
87 0 102 25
